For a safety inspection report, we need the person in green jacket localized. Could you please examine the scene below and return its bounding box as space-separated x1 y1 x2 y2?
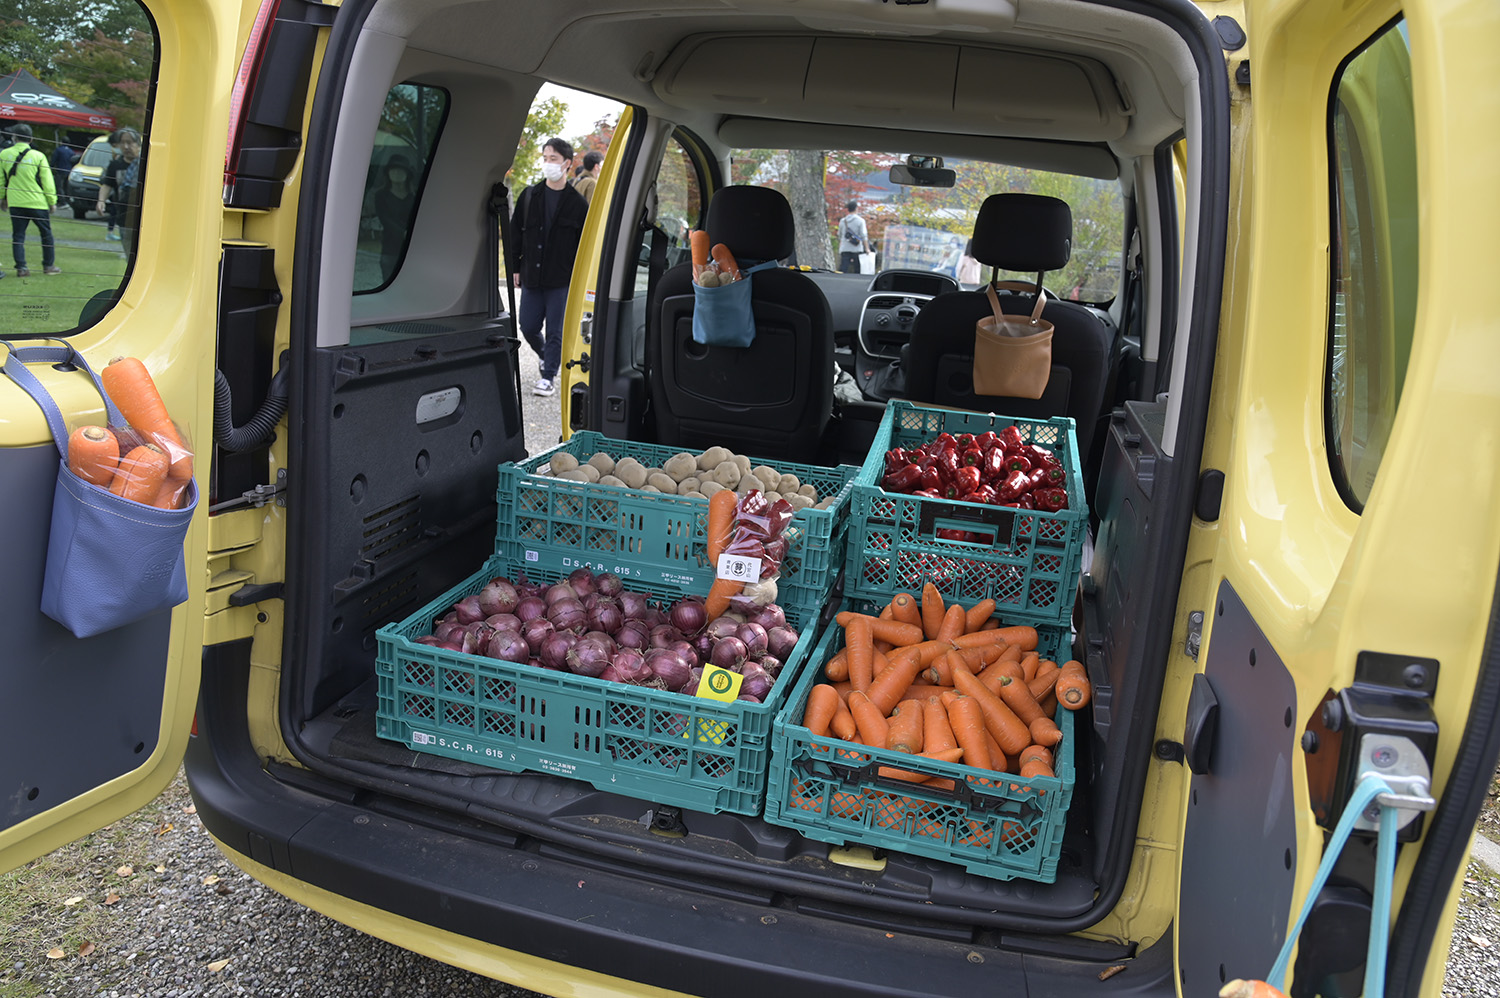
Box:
0 124 61 277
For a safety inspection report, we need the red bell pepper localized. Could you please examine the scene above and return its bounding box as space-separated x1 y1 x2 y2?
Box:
967 484 998 505
1032 463 1067 489
952 465 982 497
982 445 1007 483
1028 444 1062 470
919 465 942 493
1000 425 1026 451
883 463 923 492
934 447 961 483
1033 487 1069 512
933 432 958 455
912 489 941 498
955 433 976 450
976 430 1000 451
997 468 1033 503
884 447 910 473
1004 452 1034 476
961 445 985 468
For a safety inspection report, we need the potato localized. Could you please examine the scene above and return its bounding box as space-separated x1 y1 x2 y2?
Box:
731 454 751 475
599 475 627 488
777 473 801 494
700 481 725 497
815 499 834 510
764 491 783 503
642 485 662 493
697 270 721 288
587 452 616 475
798 483 819 499
613 458 648 489
710 461 742 488
752 465 780 489
741 578 778 607
664 452 698 481
555 469 591 482
575 463 600 483
785 493 814 511
683 491 708 500
549 452 580 475
696 446 732 471
677 476 701 495
648 472 679 493
737 473 764 492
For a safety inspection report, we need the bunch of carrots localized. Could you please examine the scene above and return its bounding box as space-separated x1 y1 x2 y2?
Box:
690 229 742 288
65 356 194 510
799 584 1091 786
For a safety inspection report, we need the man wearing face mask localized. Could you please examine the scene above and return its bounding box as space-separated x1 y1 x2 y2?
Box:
510 137 588 396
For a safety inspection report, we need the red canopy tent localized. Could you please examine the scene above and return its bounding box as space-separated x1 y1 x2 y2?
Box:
0 70 116 131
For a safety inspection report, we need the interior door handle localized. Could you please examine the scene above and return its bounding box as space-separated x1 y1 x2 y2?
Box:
1184 673 1220 775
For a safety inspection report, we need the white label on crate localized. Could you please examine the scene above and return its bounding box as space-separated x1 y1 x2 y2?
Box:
716 553 762 583
414 387 461 424
525 550 539 562
412 731 435 745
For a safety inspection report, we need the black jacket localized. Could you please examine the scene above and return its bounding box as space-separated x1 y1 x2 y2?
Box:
510 180 588 290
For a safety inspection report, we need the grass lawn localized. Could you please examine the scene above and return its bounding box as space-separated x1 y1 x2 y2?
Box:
0 214 128 336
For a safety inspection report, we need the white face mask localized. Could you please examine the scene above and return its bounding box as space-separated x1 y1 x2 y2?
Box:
540 161 565 182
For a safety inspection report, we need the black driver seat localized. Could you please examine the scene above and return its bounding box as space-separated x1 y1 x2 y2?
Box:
647 186 834 464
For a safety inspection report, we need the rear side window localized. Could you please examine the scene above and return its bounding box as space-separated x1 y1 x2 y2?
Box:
1326 19 1417 510
354 83 449 292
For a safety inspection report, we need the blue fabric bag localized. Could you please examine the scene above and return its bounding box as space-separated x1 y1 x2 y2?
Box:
1 341 196 638
691 259 778 348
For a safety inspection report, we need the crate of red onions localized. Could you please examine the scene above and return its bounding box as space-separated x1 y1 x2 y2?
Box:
846 401 1087 627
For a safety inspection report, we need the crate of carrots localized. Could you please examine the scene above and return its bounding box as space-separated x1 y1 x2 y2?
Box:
765 585 1089 883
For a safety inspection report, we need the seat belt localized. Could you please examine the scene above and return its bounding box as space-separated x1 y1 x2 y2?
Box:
490 182 522 406
645 222 668 318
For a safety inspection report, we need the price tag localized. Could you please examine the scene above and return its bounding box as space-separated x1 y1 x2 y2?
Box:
716 552 762 583
696 665 743 702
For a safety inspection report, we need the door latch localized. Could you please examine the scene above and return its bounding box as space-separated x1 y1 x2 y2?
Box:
208 469 287 514
565 352 591 374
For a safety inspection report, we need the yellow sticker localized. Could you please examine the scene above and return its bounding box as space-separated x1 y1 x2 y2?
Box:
696 664 743 702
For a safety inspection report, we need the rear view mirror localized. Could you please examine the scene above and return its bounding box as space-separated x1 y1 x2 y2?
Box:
890 155 955 188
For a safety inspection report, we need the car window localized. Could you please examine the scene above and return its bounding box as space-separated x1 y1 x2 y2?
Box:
353 83 449 292
728 148 1123 303
632 132 704 299
0 2 155 334
1326 18 1417 511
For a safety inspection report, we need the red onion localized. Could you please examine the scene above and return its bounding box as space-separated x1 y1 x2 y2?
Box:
548 597 587 632
645 648 692 691
640 607 668 628
486 612 522 632
415 635 444 646
691 632 715 663
464 620 496 642
737 692 763 703
597 572 624 598
587 599 623 635
599 664 624 683
667 639 699 668
740 662 775 701
616 619 652 650
584 630 619 656
759 655 783 677
514 596 547 623
439 637 466 653
710 636 748 671
566 636 613 677
767 625 800 661
452 595 485 624
568 567 597 597
540 631 578 670
486 629 530 663
750 604 786 632
685 666 705 693
433 619 464 642
736 622 769 658
616 591 649 620
650 624 684 649
705 616 740 641
545 582 578 605
514 573 544 599
521 616 555 654
611 648 650 684
669 598 708 636
477 578 519 616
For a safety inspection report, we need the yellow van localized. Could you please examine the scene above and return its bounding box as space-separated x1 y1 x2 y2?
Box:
1 1 1497 996
62 135 115 219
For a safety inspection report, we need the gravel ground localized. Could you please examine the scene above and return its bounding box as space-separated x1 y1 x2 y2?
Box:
4 341 1497 996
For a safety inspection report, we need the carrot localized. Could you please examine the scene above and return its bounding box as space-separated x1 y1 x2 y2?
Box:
1056 660 1092 709
845 618 875 693
835 612 924 647
950 660 1031 756
942 695 992 771
977 657 1024 694
877 748 964 783
830 692 858 741
980 618 1000 631
823 648 849 682
954 625 1037 651
866 651 924 716
936 603 966 643
996 673 1048 728
1019 756 1055 779
1028 666 1059 702
963 598 996 634
704 577 744 620
1019 651 1040 681
66 424 120 488
878 603 894 620
1028 715 1062 747
706 489 736 560
920 583 944 640
922 696 957 754
847 690 888 747
803 684 841 737
710 243 741 281
1018 744 1053 769
1219 982 1290 998
101 357 192 483
109 443 169 504
689 230 711 271
890 592 920 627
886 700 925 753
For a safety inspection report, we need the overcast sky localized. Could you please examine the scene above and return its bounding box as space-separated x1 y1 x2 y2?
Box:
537 83 625 140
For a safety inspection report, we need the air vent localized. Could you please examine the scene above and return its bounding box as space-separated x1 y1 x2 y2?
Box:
866 296 905 310
361 495 421 563
361 568 419 627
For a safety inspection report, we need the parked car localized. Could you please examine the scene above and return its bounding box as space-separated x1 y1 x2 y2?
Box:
63 134 114 219
2 1 1497 997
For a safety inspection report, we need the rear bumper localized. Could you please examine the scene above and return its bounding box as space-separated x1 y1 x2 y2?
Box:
186 645 1173 998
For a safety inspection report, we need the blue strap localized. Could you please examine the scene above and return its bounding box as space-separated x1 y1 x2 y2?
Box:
0 340 125 460
1268 773 1397 995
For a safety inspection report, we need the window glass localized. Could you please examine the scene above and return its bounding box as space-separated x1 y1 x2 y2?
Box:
354 83 449 292
0 1 155 333
1327 20 1417 510
728 149 1123 303
633 134 703 298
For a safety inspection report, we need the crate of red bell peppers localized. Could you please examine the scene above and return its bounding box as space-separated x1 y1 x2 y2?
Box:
845 401 1086 627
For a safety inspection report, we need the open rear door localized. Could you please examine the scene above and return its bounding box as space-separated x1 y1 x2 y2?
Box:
1174 0 1500 993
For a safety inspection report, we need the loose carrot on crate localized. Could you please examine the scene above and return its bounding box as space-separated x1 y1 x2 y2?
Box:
803 684 841 737
922 696 957 754
963 598 997 634
66 425 120 488
936 603 966 643
890 591 921 627
834 611 924 647
830 692 858 741
1219 982 1290 998
886 700 925 753
920 583 945 640
997 674 1059 744
866 652 925 715
109 443 169 505
824 648 849 682
950 660 1031 756
845 617 875 693
101 357 192 484
1056 660 1092 709
847 690 888 747
954 624 1038 651
942 694 992 771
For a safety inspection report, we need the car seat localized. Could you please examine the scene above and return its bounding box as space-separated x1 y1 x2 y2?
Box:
902 193 1113 470
647 185 833 464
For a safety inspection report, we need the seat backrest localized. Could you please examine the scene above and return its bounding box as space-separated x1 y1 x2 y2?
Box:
903 193 1112 468
647 185 833 464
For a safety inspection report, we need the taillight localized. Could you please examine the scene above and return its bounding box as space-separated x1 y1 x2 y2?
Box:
224 0 283 203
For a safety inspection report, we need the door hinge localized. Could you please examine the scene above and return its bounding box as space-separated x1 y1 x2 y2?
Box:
209 469 287 514
1185 609 1204 660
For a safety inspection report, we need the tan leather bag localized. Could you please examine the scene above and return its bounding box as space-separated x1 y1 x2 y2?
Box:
972 282 1053 399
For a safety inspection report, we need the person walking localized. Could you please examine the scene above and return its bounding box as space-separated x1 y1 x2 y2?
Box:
572 150 603 204
837 199 870 274
96 129 143 257
509 137 588 397
0 124 61 277
372 153 416 281
50 140 78 206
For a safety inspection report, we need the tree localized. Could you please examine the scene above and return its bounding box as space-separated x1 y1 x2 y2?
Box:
788 149 831 268
507 96 568 189
49 28 153 132
572 114 616 162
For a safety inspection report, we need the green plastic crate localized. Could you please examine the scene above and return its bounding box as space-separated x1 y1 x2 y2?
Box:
375 554 820 816
845 401 1087 627
765 602 1075 882
497 431 859 618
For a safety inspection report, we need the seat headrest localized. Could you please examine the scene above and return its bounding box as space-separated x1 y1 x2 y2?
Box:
706 185 796 262
970 193 1072 273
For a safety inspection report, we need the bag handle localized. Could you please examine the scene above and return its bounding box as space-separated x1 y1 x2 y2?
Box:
0 340 125 460
985 280 1047 326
